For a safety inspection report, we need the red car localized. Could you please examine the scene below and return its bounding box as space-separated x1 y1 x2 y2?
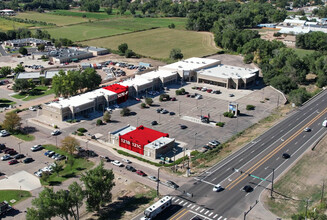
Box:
8 159 18 165
136 170 146 176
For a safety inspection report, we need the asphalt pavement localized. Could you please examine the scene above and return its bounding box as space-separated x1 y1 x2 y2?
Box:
158 89 327 220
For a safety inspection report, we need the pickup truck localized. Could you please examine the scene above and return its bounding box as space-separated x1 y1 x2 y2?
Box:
0 201 12 216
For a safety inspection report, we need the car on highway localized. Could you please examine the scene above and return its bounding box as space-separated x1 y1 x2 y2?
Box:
14 154 25 159
23 157 34 163
111 160 123 167
51 129 61 136
1 154 12 161
8 159 18 165
165 180 179 189
148 176 159 182
31 145 43 152
282 153 291 159
122 158 131 164
0 130 10 137
304 127 311 132
125 165 136 172
243 185 253 193
213 184 223 192
136 170 146 176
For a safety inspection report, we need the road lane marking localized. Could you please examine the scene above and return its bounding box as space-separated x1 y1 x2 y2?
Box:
187 204 192 208
196 207 200 211
200 208 205 213
276 157 279 161
208 212 213 216
175 198 180 203
191 205 196 209
169 208 187 220
218 216 222 220
184 202 188 206
225 107 327 190
212 177 217 181
175 209 189 220
205 210 209 215
303 135 306 138
239 158 243 162
179 200 184 205
213 214 218 218
294 142 298 145
172 197 176 201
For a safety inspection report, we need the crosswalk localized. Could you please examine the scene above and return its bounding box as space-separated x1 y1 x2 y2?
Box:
171 197 227 220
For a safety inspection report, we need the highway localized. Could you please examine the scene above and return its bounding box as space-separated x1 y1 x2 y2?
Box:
158 89 327 220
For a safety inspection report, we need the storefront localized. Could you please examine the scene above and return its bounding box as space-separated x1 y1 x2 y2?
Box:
102 84 129 104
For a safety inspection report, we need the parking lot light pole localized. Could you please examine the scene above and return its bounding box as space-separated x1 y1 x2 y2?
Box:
18 142 22 154
157 167 161 197
55 135 58 148
173 148 177 172
178 101 181 116
194 133 197 148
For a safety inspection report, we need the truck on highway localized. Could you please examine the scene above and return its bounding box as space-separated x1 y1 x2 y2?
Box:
323 120 327 127
141 196 172 220
0 201 12 216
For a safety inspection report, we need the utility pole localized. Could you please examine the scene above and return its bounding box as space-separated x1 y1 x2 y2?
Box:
18 142 22 154
244 200 258 220
157 167 161 197
270 168 275 198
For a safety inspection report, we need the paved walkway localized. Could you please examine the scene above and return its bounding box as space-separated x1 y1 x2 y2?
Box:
0 171 41 191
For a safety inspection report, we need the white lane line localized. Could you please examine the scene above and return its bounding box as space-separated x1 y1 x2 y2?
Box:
260 143 265 146
294 142 298 145
196 207 200 211
251 150 255 153
172 197 176 201
303 135 306 138
191 205 196 209
213 214 218 218
200 208 205 213
188 203 192 208
179 200 184 205
286 149 289 152
239 158 243 162
183 202 188 206
218 216 222 220
175 199 180 203
224 218 227 220
209 212 213 217
271 135 275 139
276 157 280 161
205 210 209 215
280 129 284 132
212 177 217 181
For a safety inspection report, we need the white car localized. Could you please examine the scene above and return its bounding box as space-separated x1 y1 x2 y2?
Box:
1 154 11 161
0 130 10 137
209 140 220 146
213 184 222 192
51 129 61 136
31 145 43 152
148 176 159 182
34 170 43 177
195 95 202 99
105 107 113 113
111 160 123 167
122 158 131 164
29 106 36 111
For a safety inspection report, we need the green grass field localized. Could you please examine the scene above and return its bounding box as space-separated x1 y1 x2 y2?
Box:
294 48 315 58
84 28 219 59
45 17 186 41
15 12 89 26
12 86 54 101
0 190 31 205
50 9 136 20
0 18 32 31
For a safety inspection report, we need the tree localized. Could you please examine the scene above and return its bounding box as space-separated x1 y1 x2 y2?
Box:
61 136 79 156
55 41 62 48
19 47 28 55
2 111 21 133
52 162 63 177
120 107 131 116
103 111 111 122
13 64 25 74
105 6 112 15
118 43 128 54
288 88 311 106
125 49 135 58
81 68 102 91
13 79 35 93
170 48 183 60
68 182 85 220
0 66 11 77
80 161 115 212
168 23 175 29
145 97 153 106
37 44 45 52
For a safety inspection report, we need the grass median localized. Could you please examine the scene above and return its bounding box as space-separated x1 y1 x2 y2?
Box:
40 144 94 186
0 190 31 205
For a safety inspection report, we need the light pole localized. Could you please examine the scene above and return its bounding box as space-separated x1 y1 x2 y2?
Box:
270 168 275 198
18 141 22 154
173 148 177 172
157 167 161 197
194 133 197 148
178 101 181 116
55 135 58 148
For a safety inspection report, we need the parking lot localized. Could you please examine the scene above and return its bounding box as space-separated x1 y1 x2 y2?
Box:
32 81 284 157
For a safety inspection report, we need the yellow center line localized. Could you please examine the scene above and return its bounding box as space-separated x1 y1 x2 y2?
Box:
225 107 327 190
175 209 189 220
170 208 188 220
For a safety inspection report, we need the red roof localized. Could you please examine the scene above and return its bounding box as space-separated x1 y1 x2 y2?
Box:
102 84 128 94
120 126 169 146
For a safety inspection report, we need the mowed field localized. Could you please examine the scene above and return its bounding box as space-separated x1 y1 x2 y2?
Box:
46 17 186 41
83 28 219 59
264 135 327 218
0 18 32 31
15 12 89 26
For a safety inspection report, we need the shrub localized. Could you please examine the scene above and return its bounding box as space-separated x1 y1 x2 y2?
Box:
180 88 185 93
192 87 197 89
246 105 255 110
140 103 146 109
96 119 103 126
175 90 182 95
120 107 131 116
145 98 153 106
216 122 225 127
67 119 72 123
103 111 111 122
77 128 87 133
54 125 58 129
77 132 84 136
223 112 234 118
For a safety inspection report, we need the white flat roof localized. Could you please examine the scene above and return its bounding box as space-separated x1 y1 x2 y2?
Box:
120 78 153 87
17 72 41 79
162 57 220 71
111 125 136 136
198 65 258 79
284 19 306 25
144 137 175 150
138 70 178 80
279 27 311 34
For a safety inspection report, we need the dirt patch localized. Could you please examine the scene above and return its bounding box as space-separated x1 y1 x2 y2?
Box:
262 134 327 218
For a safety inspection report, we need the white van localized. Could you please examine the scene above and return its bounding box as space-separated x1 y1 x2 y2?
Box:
322 120 327 127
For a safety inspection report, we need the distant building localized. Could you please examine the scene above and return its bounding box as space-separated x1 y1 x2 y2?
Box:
257 23 276 28
79 46 109 56
4 38 51 47
48 48 93 64
0 9 15 16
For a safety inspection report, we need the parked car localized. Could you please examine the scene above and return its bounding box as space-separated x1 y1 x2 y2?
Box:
1 154 12 161
0 143 6 150
23 157 34 163
136 170 146 176
180 125 188 129
31 145 43 152
161 109 169 114
34 169 43 177
7 150 17 155
148 176 159 182
125 165 136 172
122 158 131 164
169 112 175 116
51 153 60 159
51 129 61 136
171 97 177 101
151 121 158 126
156 108 163 113
3 148 13 154
111 160 123 167
229 94 235 97
8 159 18 165
202 145 212 150
208 140 220 147
14 154 25 159
29 106 36 111
55 155 66 161
0 130 10 137
100 156 111 162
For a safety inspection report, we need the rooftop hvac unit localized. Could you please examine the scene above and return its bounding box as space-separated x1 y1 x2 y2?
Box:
202 62 206 64
191 61 194 63
197 62 199 64
178 66 182 68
